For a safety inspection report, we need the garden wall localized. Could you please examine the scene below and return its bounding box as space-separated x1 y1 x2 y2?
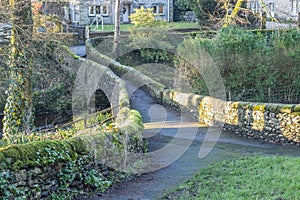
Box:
0 46 144 199
86 38 300 145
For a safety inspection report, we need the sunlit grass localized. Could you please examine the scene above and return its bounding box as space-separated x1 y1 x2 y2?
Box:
90 22 199 32
163 156 300 200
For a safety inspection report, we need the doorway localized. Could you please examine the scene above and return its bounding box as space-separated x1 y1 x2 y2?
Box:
122 4 130 23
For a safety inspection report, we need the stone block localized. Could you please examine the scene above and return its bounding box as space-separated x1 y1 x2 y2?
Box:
29 167 42 176
15 170 27 181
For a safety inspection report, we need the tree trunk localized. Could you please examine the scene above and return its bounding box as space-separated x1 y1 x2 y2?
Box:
114 0 121 58
298 12 300 28
2 0 33 141
223 0 244 27
231 0 244 18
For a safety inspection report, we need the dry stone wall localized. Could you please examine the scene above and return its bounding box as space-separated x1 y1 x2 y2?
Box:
86 38 300 145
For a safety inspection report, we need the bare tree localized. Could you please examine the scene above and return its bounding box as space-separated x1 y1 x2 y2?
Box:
114 0 121 58
0 0 72 142
224 0 244 27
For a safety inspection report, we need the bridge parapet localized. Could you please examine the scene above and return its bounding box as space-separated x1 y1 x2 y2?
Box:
86 38 300 145
58 44 145 145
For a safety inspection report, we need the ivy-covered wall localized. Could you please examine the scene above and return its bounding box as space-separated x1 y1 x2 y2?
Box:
86 38 300 145
0 47 144 199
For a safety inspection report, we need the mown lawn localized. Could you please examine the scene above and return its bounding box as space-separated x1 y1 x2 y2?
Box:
162 156 300 200
90 22 199 32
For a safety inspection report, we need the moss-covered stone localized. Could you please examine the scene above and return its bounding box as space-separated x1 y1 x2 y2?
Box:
290 112 300 116
294 104 300 112
252 104 266 111
232 102 239 109
238 102 251 109
280 105 293 114
266 104 280 113
0 139 86 170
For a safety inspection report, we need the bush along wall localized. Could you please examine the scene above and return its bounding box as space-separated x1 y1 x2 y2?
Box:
0 46 145 199
86 39 300 145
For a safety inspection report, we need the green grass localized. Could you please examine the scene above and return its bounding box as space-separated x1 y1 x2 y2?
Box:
162 156 300 200
134 64 177 88
90 22 199 32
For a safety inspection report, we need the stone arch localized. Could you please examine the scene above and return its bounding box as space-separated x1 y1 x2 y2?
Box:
72 59 125 117
88 89 111 113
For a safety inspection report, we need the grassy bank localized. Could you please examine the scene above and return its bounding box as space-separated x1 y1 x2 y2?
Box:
163 156 300 199
90 22 199 32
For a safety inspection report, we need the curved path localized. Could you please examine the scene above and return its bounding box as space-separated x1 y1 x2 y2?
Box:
80 83 300 200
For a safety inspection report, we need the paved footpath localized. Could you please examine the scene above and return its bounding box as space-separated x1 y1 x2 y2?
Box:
77 84 300 200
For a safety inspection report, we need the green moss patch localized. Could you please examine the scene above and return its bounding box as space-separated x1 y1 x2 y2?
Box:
290 112 300 117
280 105 293 114
0 138 87 171
252 104 266 111
266 104 280 113
294 104 300 112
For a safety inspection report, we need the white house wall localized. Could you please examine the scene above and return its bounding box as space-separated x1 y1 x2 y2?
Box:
69 0 173 25
248 0 299 21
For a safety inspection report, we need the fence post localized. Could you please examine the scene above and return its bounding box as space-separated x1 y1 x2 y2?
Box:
160 90 163 105
298 12 300 29
83 119 86 128
111 106 115 119
261 11 267 29
268 87 271 103
85 26 90 39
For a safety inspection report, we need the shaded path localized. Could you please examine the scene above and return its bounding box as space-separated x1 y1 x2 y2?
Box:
81 84 300 200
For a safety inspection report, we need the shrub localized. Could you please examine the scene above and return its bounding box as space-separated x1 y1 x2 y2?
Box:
128 7 173 63
176 27 300 103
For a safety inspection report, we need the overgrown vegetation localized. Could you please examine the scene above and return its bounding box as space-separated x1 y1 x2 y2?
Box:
0 1 76 143
174 0 260 29
0 111 114 146
163 156 300 199
176 27 300 103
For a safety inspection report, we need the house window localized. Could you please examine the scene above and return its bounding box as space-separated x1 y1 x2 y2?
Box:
153 5 164 15
292 0 299 15
88 5 108 16
138 4 145 9
95 6 101 15
101 5 108 16
268 2 275 17
89 6 95 16
250 0 259 13
73 5 80 22
268 3 274 11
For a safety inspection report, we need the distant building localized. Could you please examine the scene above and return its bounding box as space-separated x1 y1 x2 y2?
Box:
31 0 174 25
0 23 11 43
248 0 300 21
68 0 174 26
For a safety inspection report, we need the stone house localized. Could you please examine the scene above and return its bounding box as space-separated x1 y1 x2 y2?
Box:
247 0 300 21
68 0 174 26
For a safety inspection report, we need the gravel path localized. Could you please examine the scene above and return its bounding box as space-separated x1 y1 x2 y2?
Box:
77 84 300 200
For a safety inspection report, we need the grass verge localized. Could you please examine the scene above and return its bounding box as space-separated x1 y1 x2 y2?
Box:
90 22 199 32
162 156 300 200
